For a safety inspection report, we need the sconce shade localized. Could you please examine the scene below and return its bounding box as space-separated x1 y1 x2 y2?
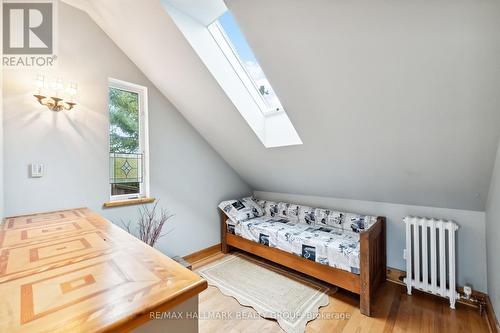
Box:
33 76 78 111
34 94 77 111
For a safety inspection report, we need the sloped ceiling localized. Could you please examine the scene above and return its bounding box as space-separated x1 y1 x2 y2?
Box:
64 0 500 211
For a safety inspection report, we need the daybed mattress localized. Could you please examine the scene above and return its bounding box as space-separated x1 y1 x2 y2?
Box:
226 217 361 274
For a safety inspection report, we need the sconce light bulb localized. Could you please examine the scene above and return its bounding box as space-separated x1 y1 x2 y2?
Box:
35 75 78 111
68 82 78 96
56 78 64 91
35 75 45 91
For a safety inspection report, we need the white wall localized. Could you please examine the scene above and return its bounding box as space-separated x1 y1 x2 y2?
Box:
486 140 500 319
59 0 500 211
255 190 487 292
61 0 500 211
2 2 251 256
220 0 500 211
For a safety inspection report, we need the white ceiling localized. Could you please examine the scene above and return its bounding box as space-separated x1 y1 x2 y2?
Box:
64 0 500 211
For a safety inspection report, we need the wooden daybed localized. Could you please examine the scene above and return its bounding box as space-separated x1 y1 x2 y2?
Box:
220 211 386 317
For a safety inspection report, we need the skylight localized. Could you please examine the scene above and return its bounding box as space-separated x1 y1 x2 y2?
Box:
162 1 302 147
210 12 284 114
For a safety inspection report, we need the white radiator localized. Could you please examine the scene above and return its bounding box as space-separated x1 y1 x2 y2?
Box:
403 216 459 308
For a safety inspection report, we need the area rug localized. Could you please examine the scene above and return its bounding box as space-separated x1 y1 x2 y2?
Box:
197 253 335 333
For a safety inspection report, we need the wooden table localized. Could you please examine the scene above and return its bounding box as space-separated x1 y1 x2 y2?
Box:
0 208 207 333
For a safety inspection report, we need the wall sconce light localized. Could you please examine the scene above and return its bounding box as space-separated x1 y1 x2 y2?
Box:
33 75 78 111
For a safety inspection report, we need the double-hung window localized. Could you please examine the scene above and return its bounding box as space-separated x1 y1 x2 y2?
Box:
108 78 149 201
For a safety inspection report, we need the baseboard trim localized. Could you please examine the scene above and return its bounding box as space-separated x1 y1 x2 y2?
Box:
386 267 405 286
183 243 221 264
386 266 498 333
486 295 499 333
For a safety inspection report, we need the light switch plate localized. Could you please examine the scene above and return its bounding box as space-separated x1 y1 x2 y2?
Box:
30 163 44 178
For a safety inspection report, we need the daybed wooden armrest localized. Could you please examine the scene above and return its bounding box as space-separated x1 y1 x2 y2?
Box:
360 216 387 315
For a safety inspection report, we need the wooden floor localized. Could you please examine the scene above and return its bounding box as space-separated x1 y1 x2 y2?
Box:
194 253 491 333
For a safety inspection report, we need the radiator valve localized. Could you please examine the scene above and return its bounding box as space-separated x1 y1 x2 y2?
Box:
458 285 486 316
463 285 472 300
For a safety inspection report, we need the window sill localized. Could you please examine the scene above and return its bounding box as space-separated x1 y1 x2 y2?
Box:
103 197 155 208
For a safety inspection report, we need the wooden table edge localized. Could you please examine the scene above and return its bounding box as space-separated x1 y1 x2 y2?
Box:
96 278 208 333
2 207 92 221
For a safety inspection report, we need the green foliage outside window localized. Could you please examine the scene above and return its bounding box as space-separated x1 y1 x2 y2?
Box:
109 87 140 153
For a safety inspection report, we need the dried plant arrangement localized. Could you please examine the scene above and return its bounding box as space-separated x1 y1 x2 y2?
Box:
120 201 173 247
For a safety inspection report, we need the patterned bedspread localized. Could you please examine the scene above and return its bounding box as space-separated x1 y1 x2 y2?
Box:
226 217 361 274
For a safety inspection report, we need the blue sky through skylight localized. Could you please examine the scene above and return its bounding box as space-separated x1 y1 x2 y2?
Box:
218 11 283 112
219 12 257 64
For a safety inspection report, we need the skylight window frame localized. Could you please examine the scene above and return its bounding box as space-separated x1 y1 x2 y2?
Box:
208 19 284 117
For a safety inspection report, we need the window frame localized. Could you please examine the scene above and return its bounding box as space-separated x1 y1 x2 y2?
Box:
208 19 285 116
108 78 150 202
